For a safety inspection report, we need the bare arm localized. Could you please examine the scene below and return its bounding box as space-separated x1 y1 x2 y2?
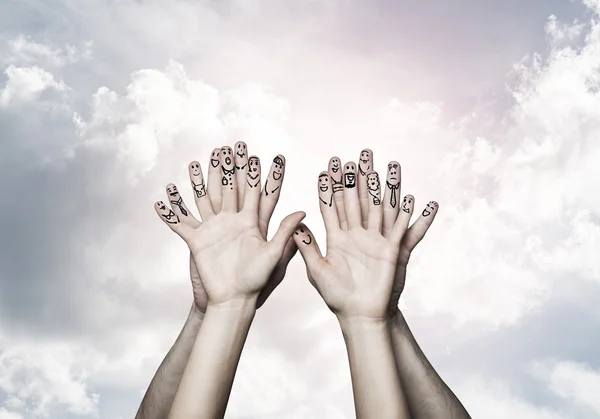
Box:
391 309 471 419
340 317 410 419
168 299 255 418
135 303 204 419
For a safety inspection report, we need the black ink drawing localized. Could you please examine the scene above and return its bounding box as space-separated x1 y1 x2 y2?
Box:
401 195 413 213
265 156 284 196
190 162 207 198
235 142 248 170
211 150 220 168
167 185 188 216
157 201 179 224
221 147 235 190
344 165 356 188
329 157 343 193
367 173 381 205
192 180 206 198
318 173 333 207
422 201 438 217
247 156 260 188
386 162 400 208
358 150 371 176
294 228 312 245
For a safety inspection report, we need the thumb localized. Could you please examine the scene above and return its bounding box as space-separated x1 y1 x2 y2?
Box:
291 223 324 274
267 211 306 257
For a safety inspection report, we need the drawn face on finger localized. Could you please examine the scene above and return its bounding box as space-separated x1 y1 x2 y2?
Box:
359 149 372 176
189 161 202 177
166 184 180 199
344 163 356 188
294 227 312 245
319 173 330 192
367 173 380 192
156 201 179 224
422 201 438 217
272 156 284 181
387 162 400 186
211 149 220 168
330 157 341 174
221 147 234 172
401 195 414 213
235 142 247 159
247 156 260 187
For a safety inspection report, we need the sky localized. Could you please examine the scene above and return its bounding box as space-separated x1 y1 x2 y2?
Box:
0 0 599 418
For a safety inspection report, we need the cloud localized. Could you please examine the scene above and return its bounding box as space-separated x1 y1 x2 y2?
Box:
0 65 67 107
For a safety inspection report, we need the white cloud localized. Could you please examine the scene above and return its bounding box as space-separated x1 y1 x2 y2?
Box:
0 65 67 107
4 35 92 67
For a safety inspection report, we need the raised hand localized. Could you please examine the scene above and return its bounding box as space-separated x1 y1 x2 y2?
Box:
155 145 305 307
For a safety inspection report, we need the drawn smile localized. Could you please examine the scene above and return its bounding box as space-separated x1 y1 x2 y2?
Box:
302 236 312 245
237 152 245 158
402 205 410 213
211 159 219 167
319 186 328 192
332 166 339 173
423 209 431 216
273 172 282 180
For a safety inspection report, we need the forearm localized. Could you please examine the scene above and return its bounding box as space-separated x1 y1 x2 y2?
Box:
390 309 471 419
136 303 204 419
168 298 256 419
339 316 410 419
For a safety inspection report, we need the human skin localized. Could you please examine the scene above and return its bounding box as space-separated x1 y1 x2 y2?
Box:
147 143 303 419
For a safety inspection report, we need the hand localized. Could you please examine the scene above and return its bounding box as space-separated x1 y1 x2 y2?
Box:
293 162 414 321
330 150 439 318
155 143 305 307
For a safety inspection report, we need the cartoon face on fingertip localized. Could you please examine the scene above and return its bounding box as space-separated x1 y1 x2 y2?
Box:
329 157 341 173
318 173 330 192
210 149 221 168
344 163 357 188
358 149 372 176
366 173 381 205
329 157 343 193
156 201 179 224
189 161 202 177
235 142 247 159
401 195 414 213
272 156 284 180
221 147 234 171
264 156 284 196
246 156 260 188
166 184 180 198
422 201 438 217
294 227 312 245
387 162 400 185
167 184 188 216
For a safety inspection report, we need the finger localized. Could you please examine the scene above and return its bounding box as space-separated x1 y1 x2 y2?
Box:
234 141 249 210
343 161 361 229
403 200 439 250
258 154 286 238
292 223 326 279
382 161 401 238
328 156 347 230
366 172 383 233
243 155 262 213
154 200 189 238
267 211 306 257
256 237 298 308
357 148 373 227
207 148 222 213
188 161 214 222
166 183 200 228
220 146 238 212
390 194 416 245
318 171 340 234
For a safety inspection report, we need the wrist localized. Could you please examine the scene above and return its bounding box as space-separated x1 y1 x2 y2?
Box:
206 297 257 317
337 315 390 333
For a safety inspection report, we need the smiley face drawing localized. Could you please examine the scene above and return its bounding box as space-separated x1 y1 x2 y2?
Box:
236 142 247 159
330 157 341 173
358 149 371 176
221 147 234 173
156 201 179 224
295 227 312 245
401 195 413 213
247 156 260 187
272 156 284 181
329 157 343 193
344 164 356 188
190 161 202 177
211 150 220 168
319 173 330 192
422 201 438 217
366 173 381 205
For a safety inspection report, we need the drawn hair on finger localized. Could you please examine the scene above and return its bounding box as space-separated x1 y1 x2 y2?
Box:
366 172 381 205
294 227 312 245
401 195 413 213
344 164 356 188
265 156 284 196
246 156 260 188
157 201 179 224
167 185 188 216
386 162 400 208
422 201 438 217
319 173 333 207
190 162 207 198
